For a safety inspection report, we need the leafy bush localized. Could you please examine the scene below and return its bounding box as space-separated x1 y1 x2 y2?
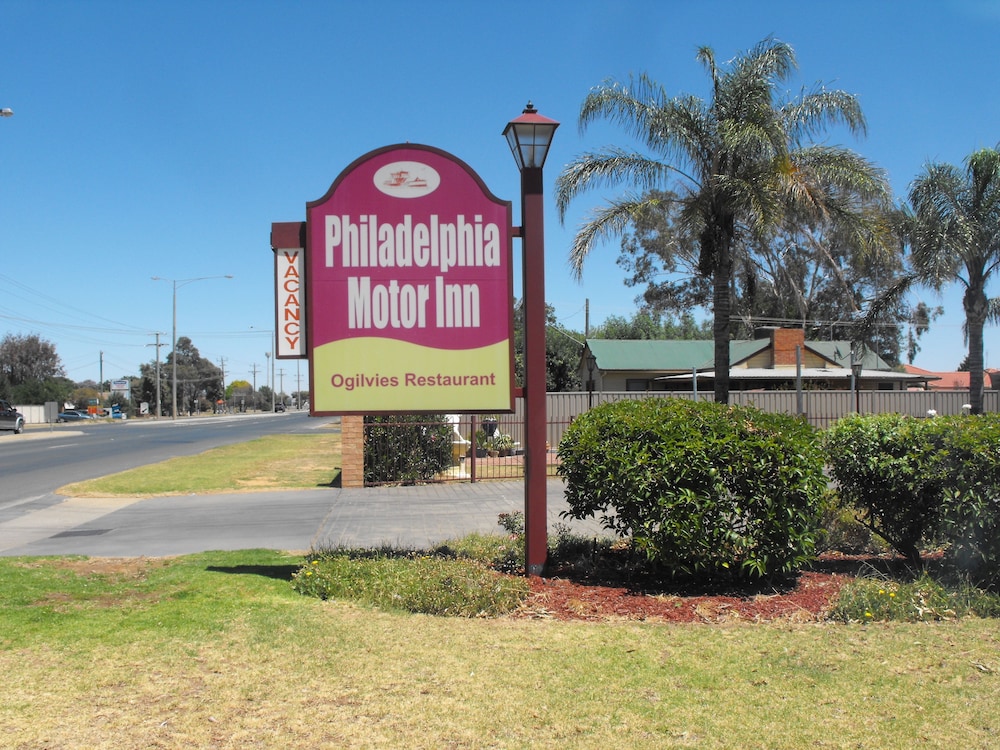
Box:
364 414 454 485
823 414 948 566
934 414 1000 586
824 413 1000 583
557 398 826 579
291 547 529 617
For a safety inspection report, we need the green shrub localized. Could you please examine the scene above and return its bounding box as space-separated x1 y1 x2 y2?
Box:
823 414 948 566
825 413 1000 583
935 414 1000 587
556 398 826 579
291 548 529 617
364 414 454 485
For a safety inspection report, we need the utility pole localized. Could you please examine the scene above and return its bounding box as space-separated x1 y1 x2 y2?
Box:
99 351 104 405
146 333 165 418
249 363 260 412
218 356 227 412
278 368 285 407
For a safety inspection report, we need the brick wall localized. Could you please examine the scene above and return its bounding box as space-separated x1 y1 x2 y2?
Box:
340 414 364 488
771 328 805 367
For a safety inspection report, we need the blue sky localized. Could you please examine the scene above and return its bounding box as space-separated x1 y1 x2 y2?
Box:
1 0 998 394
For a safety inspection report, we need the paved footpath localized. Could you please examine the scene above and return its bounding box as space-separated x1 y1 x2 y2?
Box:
0 480 608 558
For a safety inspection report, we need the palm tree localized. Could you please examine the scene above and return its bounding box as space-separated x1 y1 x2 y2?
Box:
905 146 1000 414
556 37 891 403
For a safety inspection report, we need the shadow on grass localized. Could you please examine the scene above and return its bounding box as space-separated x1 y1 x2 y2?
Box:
206 564 300 582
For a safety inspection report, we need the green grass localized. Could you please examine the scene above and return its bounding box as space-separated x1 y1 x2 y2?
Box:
293 548 530 616
830 571 1000 623
2 550 1000 749
58 432 342 496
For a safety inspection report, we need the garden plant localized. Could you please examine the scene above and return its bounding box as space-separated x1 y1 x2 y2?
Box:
556 398 827 579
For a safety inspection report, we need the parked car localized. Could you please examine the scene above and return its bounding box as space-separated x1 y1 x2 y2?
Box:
0 399 25 434
57 409 94 422
274 403 286 412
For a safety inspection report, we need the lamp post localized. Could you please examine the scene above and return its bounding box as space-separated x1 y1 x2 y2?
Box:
850 343 863 414
586 352 597 408
504 102 559 576
152 275 233 419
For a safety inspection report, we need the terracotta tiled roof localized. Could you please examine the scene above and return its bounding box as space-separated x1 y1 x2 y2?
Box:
903 365 1000 390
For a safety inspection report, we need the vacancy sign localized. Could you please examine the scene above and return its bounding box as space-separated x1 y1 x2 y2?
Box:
305 144 514 415
272 221 306 358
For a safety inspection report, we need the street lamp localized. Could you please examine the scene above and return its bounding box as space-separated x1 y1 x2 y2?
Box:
850 343 863 414
586 352 597 408
152 275 233 419
504 102 558 576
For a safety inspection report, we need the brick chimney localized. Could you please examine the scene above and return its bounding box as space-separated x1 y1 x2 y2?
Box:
771 328 805 367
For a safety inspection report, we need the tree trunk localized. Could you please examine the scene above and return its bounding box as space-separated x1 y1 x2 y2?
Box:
713 241 733 404
965 284 988 414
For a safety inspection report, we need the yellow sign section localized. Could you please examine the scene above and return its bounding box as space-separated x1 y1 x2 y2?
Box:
313 337 512 413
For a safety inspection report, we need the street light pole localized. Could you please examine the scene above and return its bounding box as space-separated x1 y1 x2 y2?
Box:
504 102 559 576
152 275 233 419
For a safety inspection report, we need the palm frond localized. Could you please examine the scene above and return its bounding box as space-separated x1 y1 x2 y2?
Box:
555 149 685 220
579 74 669 143
987 297 1000 326
567 195 671 279
782 88 867 142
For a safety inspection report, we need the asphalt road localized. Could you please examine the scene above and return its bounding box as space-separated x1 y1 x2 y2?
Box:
0 410 323 510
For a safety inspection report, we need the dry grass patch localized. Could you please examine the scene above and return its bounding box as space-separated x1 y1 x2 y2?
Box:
58 433 341 497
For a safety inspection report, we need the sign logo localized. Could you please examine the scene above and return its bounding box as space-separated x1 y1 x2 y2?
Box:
374 161 440 198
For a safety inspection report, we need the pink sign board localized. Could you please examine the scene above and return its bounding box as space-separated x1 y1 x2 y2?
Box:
306 144 514 414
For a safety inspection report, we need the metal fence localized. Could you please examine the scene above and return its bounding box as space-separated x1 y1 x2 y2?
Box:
362 390 998 486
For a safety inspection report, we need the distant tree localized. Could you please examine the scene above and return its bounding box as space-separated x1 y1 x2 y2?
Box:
513 299 584 392
591 309 710 340
227 380 253 411
0 333 65 398
70 385 101 409
0 334 71 403
136 336 223 416
10 376 74 405
258 385 275 411
616 187 923 364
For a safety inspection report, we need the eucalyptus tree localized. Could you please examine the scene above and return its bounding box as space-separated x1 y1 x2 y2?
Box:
556 37 891 402
616 191 923 365
903 146 1000 413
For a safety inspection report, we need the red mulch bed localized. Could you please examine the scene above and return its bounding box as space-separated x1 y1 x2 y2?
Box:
511 553 907 623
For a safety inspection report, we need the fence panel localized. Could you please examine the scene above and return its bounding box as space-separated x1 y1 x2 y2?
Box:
362 390 996 485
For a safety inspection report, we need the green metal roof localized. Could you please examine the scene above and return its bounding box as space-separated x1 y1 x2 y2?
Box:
586 338 770 372
585 337 891 372
806 341 890 370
